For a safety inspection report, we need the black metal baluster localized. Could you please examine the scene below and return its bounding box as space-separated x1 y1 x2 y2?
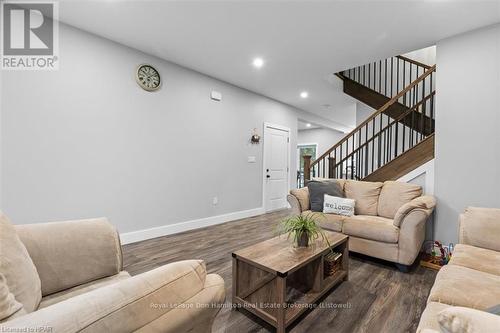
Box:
421 78 426 141
411 85 416 147
371 118 375 172
364 124 369 177
387 115 390 164
408 63 413 108
368 63 371 89
357 129 361 179
430 72 434 133
378 115 382 168
379 60 382 94
339 142 343 179
394 121 399 159
397 58 400 94
391 57 394 97
363 65 366 86
402 61 406 105
430 94 435 133
385 58 388 96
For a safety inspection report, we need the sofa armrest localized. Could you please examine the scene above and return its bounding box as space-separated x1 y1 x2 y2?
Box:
0 260 225 333
459 207 500 251
288 187 310 214
437 306 500 333
287 194 302 215
393 195 436 228
397 210 430 265
396 196 435 265
15 218 122 296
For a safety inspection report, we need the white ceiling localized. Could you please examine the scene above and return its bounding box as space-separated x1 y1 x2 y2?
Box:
298 120 320 131
56 0 500 128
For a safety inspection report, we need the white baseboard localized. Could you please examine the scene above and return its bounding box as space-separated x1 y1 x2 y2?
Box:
120 207 265 245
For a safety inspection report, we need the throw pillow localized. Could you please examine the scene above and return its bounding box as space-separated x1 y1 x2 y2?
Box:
307 180 343 212
377 181 423 219
0 273 24 322
438 306 500 333
323 194 355 216
344 180 383 216
0 211 42 312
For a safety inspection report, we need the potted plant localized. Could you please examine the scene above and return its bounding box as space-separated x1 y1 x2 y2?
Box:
278 212 331 248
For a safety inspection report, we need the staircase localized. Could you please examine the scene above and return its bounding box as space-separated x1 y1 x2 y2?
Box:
303 55 436 184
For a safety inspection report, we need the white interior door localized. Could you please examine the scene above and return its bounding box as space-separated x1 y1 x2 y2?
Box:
263 124 290 212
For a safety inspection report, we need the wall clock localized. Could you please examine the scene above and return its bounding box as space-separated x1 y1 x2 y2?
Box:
136 64 161 91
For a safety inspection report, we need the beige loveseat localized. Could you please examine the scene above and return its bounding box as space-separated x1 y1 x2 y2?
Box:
0 212 225 332
287 179 436 270
416 207 500 333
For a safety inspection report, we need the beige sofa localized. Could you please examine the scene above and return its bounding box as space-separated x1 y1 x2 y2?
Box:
287 179 436 270
0 212 225 332
416 207 500 333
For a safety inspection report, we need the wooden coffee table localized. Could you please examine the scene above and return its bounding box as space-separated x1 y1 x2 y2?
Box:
232 231 349 333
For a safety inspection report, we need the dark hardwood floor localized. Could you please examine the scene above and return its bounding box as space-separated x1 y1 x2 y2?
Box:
122 210 437 333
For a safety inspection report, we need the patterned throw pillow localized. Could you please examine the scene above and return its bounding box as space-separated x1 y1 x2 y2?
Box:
323 194 355 216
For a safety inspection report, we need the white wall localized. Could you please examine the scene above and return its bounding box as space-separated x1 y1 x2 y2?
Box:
297 127 344 157
403 45 436 66
434 23 500 244
0 23 319 238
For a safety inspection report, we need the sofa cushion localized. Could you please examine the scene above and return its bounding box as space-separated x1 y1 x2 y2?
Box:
378 181 422 219
460 207 500 252
428 265 500 310
307 180 343 212
416 301 452 333
348 236 398 262
38 271 131 309
1 260 211 332
301 211 344 232
449 244 500 276
290 187 309 211
0 212 41 312
16 218 123 296
0 273 25 322
343 215 399 243
344 180 383 216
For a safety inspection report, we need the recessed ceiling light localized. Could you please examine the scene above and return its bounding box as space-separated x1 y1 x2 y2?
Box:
300 91 309 98
252 57 264 68
306 123 312 128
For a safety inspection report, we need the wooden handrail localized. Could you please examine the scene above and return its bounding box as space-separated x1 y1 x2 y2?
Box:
311 64 436 168
332 91 435 167
396 55 432 70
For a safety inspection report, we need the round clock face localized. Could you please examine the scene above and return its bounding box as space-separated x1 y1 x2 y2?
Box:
136 64 161 91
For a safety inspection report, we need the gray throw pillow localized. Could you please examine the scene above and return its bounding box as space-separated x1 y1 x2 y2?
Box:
307 180 344 212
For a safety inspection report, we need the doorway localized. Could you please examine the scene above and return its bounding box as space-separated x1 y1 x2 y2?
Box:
297 144 317 188
263 123 290 212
